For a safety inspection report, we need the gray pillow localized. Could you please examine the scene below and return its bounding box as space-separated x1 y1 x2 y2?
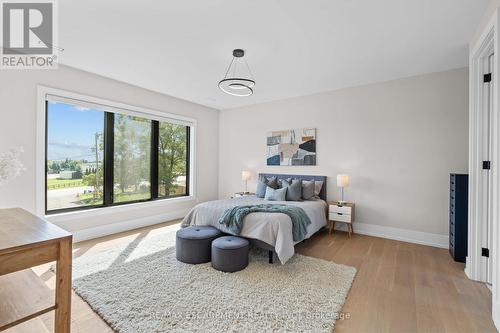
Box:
256 176 278 198
314 180 324 197
302 180 315 200
282 179 302 201
264 186 287 201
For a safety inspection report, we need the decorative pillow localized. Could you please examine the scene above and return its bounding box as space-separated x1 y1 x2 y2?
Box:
256 176 278 198
266 177 279 189
281 179 302 201
302 180 315 200
314 180 324 197
279 178 290 188
264 186 287 201
256 179 267 198
277 178 289 188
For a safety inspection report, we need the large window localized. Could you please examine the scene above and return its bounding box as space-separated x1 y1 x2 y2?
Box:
45 97 191 214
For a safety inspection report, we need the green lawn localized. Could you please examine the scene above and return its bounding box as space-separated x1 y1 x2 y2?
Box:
78 194 103 206
79 191 150 205
78 186 185 206
114 192 151 203
47 178 84 190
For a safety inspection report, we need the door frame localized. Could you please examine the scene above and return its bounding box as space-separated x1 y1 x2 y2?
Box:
468 8 500 327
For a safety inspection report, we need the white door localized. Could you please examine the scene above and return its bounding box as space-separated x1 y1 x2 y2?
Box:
481 51 494 285
487 52 494 285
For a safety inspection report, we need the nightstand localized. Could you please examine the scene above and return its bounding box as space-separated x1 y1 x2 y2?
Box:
232 192 255 198
328 201 355 237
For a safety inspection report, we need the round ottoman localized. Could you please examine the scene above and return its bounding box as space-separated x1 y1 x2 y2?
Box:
176 225 222 264
211 236 249 273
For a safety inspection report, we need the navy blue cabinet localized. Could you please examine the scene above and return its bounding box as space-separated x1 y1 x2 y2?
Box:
449 174 468 263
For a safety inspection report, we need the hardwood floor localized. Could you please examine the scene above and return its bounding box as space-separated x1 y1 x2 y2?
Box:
296 231 497 333
6 221 497 333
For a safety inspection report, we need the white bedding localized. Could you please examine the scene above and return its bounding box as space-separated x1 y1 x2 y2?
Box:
181 196 328 264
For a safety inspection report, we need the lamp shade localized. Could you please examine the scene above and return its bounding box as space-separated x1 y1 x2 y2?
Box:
337 174 349 187
241 171 252 181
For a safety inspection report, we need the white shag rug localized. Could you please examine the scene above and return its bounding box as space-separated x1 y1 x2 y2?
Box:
72 227 356 333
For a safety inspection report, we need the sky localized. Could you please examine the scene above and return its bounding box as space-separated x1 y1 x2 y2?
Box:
47 101 104 161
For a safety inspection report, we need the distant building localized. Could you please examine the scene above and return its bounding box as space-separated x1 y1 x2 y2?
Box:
82 162 98 173
59 171 75 179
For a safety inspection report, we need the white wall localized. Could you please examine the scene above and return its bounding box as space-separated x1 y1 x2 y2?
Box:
0 64 468 242
0 65 219 238
472 0 500 47
219 68 468 238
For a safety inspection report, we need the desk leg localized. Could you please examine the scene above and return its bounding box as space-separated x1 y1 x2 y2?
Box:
55 238 72 333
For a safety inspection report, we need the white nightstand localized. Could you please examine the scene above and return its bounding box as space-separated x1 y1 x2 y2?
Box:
328 201 355 238
232 192 256 198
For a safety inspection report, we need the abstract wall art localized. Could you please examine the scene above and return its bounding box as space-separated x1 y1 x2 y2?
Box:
266 128 316 166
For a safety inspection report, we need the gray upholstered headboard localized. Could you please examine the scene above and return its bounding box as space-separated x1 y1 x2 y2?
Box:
258 173 327 201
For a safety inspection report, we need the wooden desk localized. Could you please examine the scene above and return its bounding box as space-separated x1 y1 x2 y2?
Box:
0 208 72 332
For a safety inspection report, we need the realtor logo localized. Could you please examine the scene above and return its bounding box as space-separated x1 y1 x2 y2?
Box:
1 0 58 69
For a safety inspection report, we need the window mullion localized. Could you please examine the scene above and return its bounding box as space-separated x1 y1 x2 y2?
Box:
151 121 159 200
185 126 190 196
104 112 115 205
44 101 49 214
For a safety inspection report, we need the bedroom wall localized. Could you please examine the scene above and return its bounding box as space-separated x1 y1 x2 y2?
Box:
471 0 500 48
218 68 468 244
0 64 219 239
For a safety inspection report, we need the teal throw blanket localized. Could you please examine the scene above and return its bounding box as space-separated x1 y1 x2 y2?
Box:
218 204 312 242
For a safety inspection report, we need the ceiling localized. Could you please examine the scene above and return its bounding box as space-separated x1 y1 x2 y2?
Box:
59 0 490 110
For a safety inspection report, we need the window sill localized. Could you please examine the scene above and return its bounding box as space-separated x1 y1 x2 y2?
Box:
46 195 195 223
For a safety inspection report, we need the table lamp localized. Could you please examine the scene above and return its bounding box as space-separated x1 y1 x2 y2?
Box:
336 174 349 204
242 171 252 194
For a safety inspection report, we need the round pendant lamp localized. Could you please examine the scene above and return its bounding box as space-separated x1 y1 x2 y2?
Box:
218 49 255 97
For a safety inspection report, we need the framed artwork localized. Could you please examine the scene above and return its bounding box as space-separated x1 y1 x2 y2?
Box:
266 128 316 166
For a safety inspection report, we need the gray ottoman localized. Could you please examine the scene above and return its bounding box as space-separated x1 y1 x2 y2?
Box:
211 236 249 273
176 225 222 264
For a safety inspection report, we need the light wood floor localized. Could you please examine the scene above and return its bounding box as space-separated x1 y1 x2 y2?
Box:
6 221 497 333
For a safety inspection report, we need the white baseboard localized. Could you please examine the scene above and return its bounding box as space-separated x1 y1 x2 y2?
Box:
464 257 474 280
71 209 448 249
72 208 190 243
334 222 449 249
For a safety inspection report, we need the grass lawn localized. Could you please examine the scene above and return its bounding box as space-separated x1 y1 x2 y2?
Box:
47 178 84 190
78 194 101 206
79 191 150 205
78 185 185 205
114 192 151 203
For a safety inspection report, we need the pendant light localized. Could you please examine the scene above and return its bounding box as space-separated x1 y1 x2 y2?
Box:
218 49 255 97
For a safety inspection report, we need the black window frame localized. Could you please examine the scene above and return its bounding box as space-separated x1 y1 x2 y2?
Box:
45 100 191 215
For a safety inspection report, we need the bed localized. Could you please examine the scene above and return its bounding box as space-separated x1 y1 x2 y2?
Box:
181 173 328 264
